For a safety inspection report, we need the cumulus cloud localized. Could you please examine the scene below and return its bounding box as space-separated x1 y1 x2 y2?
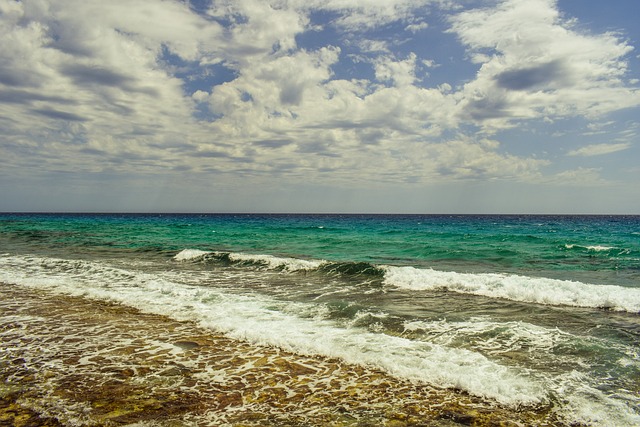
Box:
449 0 640 130
0 0 638 197
422 137 548 182
374 53 418 87
0 0 214 166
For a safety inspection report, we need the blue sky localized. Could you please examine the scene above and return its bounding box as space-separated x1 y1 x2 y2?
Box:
1 0 639 213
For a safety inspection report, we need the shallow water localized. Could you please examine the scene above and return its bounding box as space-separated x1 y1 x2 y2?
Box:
1 285 560 426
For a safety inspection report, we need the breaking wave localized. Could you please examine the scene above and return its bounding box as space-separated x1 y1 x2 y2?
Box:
0 253 544 407
175 249 640 313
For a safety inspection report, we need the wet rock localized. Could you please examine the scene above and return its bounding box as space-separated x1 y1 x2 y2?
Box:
158 365 189 377
115 367 135 378
439 410 475 425
11 358 26 366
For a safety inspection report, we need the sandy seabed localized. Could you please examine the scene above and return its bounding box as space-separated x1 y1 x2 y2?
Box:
0 283 563 426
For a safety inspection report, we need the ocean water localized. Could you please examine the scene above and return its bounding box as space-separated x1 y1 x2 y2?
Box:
1 213 639 425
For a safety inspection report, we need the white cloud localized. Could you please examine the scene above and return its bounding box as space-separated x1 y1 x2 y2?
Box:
584 121 615 135
0 0 638 206
406 22 429 33
209 0 308 60
449 0 640 130
374 53 418 87
358 39 391 54
422 137 548 181
0 0 221 177
567 143 632 157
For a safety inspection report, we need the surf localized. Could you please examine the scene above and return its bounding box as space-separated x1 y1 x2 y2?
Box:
0 253 544 407
174 249 640 313
1 252 639 425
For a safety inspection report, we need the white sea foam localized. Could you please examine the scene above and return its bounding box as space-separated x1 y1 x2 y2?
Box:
552 371 640 426
564 243 619 252
173 249 640 313
174 249 324 271
402 318 573 356
2 253 639 425
0 254 543 407
382 266 640 313
173 248 210 261
226 252 324 271
586 245 615 251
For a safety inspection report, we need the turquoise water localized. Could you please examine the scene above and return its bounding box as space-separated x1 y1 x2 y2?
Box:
1 213 639 425
3 213 639 279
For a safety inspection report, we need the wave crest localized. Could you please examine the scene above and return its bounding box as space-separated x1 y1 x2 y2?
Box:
382 266 640 313
174 249 210 261
174 249 323 271
174 249 384 277
174 250 640 313
563 243 629 254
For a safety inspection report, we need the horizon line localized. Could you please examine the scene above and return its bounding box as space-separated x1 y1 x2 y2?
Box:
2 211 639 216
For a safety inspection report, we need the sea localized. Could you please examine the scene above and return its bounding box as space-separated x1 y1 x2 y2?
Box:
1 213 639 426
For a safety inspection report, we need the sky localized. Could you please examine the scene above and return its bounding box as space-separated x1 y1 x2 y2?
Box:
1 0 639 214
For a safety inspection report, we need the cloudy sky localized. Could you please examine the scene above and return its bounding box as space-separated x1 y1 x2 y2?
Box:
1 0 639 213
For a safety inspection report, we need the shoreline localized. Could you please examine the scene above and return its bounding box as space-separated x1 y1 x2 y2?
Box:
1 283 563 426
